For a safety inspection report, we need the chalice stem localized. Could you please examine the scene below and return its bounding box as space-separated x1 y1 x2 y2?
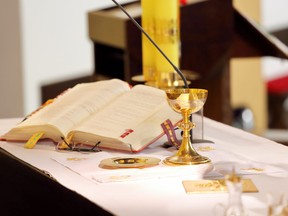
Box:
178 112 198 157
182 112 190 136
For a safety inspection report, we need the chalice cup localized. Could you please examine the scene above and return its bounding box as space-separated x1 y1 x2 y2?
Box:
164 88 211 165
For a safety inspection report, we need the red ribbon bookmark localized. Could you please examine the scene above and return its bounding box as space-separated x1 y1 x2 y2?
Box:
161 119 181 149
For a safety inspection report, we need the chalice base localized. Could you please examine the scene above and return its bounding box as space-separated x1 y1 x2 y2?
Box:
164 154 211 166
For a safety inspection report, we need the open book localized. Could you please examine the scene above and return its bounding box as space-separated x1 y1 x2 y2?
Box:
2 79 181 152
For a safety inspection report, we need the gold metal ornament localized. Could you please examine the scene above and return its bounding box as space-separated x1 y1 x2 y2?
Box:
164 88 211 165
100 156 161 169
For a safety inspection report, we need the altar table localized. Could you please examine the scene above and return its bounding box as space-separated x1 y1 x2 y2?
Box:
1 117 288 215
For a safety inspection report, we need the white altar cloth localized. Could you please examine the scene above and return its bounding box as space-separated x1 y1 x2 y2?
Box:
1 117 288 216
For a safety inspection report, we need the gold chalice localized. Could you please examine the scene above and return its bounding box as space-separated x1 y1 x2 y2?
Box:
164 88 211 165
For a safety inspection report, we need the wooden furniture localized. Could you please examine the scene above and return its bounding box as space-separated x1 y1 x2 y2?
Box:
88 0 234 124
0 148 112 215
42 0 288 125
86 0 288 124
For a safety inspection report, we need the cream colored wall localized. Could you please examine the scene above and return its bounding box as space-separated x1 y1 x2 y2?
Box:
231 0 267 135
0 0 24 118
0 0 134 118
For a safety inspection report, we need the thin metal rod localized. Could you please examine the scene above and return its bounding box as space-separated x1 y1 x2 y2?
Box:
111 0 188 88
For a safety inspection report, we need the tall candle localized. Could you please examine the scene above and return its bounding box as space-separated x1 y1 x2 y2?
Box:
141 0 156 82
154 0 180 87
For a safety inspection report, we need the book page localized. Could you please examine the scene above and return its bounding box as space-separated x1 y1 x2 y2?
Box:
72 85 169 140
121 103 180 151
16 79 130 137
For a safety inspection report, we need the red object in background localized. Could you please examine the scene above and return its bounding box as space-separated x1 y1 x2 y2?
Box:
267 75 288 94
180 0 187 5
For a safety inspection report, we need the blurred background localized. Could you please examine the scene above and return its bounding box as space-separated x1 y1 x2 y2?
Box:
1 0 288 143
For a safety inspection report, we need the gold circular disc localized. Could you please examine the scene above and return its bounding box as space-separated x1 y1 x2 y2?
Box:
100 156 161 169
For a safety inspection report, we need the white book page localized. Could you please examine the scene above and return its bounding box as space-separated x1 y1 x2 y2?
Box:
122 103 180 150
73 85 168 139
17 79 130 136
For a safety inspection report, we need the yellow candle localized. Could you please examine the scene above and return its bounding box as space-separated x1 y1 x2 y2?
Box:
141 0 156 82
154 0 180 87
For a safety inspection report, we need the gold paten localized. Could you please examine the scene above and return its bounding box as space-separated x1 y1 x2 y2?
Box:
99 156 161 169
164 88 211 165
182 179 258 194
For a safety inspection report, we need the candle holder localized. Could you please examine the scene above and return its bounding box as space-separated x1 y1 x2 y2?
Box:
164 88 211 165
